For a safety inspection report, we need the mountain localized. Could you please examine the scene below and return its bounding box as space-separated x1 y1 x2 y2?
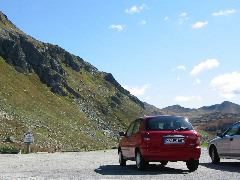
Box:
160 101 240 137
199 101 240 114
161 101 240 115
0 11 147 152
162 105 196 113
143 102 164 115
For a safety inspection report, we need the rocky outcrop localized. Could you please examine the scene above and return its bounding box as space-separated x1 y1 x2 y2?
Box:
0 12 99 97
104 73 144 108
0 11 141 102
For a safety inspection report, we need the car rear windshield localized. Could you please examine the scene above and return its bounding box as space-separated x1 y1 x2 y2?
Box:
146 116 193 131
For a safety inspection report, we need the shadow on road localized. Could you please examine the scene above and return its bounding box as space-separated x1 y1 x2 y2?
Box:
95 164 189 175
200 162 240 173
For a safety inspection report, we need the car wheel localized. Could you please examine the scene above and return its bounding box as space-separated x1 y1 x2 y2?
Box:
160 161 168 166
135 150 148 171
210 146 220 164
118 150 126 166
186 160 199 172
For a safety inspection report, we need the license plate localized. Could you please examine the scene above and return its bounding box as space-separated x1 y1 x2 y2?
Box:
164 137 185 144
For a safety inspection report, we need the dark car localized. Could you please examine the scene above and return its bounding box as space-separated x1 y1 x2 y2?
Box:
118 115 201 171
208 121 240 164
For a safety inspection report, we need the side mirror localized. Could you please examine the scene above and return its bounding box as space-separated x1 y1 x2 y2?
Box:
119 131 126 137
217 131 223 138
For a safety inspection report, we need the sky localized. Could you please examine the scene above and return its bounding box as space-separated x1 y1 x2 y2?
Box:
1 0 240 108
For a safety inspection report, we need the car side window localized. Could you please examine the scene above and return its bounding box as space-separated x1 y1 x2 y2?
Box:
225 123 240 136
132 119 141 135
126 122 135 137
235 123 240 135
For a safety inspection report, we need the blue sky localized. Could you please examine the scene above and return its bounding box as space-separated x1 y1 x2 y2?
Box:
1 0 240 108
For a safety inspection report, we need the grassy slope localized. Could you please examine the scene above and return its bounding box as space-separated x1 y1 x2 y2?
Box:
0 56 145 152
0 57 115 151
64 65 145 126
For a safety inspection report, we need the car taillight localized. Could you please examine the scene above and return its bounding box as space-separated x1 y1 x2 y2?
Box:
142 132 150 141
196 136 201 146
187 134 201 146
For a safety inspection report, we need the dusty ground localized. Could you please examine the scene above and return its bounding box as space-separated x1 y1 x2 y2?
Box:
0 148 239 179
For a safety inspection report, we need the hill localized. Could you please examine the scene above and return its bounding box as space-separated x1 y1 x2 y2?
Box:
0 11 147 152
160 101 240 137
199 101 240 114
162 101 240 115
143 102 164 115
162 105 196 114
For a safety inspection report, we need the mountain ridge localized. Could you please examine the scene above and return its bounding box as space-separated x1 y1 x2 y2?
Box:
161 101 240 114
0 11 146 151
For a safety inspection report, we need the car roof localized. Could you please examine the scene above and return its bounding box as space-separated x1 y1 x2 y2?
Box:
233 121 240 125
140 115 187 119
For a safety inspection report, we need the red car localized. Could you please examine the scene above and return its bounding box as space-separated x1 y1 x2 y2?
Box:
118 115 201 171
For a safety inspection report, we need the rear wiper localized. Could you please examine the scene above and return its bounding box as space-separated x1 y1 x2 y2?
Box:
175 127 189 131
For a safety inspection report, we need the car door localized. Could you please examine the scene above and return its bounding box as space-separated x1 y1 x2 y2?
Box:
216 130 232 156
218 123 239 157
127 119 142 158
120 122 135 158
229 123 240 158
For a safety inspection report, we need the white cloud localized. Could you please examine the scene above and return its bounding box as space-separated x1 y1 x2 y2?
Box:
164 16 169 21
176 65 186 71
125 4 148 14
190 59 220 76
172 65 186 72
177 77 180 81
109 24 125 32
211 71 240 99
175 96 202 102
192 21 208 29
178 12 189 24
179 12 188 17
123 84 150 96
194 78 201 85
139 20 147 25
212 9 236 17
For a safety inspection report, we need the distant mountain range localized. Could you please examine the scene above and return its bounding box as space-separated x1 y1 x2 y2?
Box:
162 105 195 113
145 101 240 136
199 101 240 114
162 101 240 114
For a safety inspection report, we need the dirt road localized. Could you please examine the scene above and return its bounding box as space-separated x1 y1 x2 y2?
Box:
0 148 239 179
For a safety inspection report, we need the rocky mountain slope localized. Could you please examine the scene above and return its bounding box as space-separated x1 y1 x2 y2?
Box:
162 101 240 115
0 11 148 152
143 102 164 115
199 101 240 114
162 105 196 113
160 101 240 135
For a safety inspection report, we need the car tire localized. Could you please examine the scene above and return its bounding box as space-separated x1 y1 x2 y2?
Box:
210 146 220 164
186 160 199 172
135 150 148 171
160 161 168 166
118 150 126 166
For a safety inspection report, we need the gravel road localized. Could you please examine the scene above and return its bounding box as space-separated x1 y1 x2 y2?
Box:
0 148 239 179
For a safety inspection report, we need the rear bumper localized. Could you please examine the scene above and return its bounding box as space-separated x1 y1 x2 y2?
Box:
141 146 201 161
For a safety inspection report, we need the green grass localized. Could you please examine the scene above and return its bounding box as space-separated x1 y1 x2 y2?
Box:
0 57 110 151
201 141 209 148
0 56 145 152
0 144 20 154
197 129 214 148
